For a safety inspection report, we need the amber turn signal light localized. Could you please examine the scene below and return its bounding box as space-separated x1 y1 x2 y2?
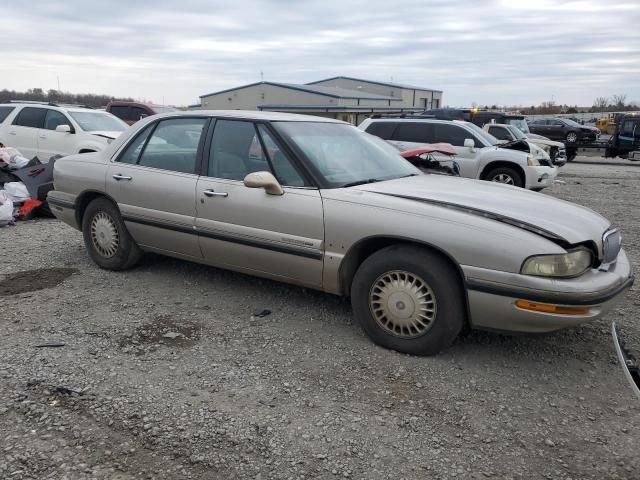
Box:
515 300 590 315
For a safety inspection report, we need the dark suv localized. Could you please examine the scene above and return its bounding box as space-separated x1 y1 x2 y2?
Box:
106 101 177 125
528 118 599 144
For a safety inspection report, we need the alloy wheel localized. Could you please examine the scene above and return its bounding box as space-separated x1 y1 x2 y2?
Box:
566 132 578 143
369 270 437 338
491 173 515 185
90 211 119 258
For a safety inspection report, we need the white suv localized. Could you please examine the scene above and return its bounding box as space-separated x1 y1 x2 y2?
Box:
0 102 128 160
359 117 557 190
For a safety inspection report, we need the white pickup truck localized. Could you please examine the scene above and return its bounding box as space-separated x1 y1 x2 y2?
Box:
359 117 557 191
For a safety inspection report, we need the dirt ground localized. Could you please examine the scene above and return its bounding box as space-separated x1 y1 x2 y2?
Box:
1 159 639 479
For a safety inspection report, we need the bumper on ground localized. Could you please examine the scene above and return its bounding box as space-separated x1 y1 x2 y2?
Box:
463 249 634 332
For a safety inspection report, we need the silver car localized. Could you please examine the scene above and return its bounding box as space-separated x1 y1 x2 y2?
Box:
47 111 634 355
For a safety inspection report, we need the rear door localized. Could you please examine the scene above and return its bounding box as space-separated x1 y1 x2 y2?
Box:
8 107 45 158
195 118 324 288
37 109 75 159
547 120 565 140
106 117 209 257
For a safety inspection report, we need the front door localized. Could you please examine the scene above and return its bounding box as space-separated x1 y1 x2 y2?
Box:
37 109 75 159
106 117 208 258
195 119 324 288
434 123 483 178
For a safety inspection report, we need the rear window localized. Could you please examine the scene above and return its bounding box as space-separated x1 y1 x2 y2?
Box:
0 106 15 123
391 122 435 143
13 107 46 128
365 121 397 140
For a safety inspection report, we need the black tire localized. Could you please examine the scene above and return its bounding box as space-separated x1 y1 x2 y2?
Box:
484 166 524 188
531 187 544 192
82 197 142 270
350 245 465 356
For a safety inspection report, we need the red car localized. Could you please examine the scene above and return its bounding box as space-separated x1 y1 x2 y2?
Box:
105 101 178 125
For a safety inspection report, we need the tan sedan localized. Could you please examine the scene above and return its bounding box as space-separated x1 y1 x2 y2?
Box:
48 111 633 355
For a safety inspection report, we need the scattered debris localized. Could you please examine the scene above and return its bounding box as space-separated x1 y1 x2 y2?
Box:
253 309 272 318
34 341 66 348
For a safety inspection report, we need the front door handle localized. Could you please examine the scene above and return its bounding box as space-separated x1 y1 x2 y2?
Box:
203 189 228 198
39 134 47 139
8 131 16 135
112 174 132 181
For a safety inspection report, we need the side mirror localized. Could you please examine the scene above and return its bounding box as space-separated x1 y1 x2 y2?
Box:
463 138 475 149
243 171 284 195
55 124 71 133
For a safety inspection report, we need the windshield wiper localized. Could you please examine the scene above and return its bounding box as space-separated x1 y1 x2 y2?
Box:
340 178 383 188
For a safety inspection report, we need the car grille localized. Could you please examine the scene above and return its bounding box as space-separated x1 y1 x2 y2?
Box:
602 228 622 264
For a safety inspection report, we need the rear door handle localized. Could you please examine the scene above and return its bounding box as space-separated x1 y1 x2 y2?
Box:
203 189 228 198
8 131 16 135
112 174 132 181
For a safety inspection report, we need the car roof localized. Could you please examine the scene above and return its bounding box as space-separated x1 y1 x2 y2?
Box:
0 102 98 113
153 110 348 123
366 117 470 126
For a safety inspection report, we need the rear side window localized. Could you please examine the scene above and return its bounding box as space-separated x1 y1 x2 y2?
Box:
13 107 46 128
434 124 475 147
365 122 397 140
0 106 15 123
137 118 206 174
391 122 435 143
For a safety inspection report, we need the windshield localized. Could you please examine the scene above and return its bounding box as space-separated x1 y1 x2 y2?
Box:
505 118 530 134
506 125 527 140
70 112 128 132
461 122 497 146
274 122 419 188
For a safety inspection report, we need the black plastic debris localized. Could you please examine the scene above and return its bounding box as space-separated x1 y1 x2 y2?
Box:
34 341 66 348
253 309 272 318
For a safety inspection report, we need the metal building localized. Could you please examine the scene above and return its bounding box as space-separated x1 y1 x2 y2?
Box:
196 77 442 124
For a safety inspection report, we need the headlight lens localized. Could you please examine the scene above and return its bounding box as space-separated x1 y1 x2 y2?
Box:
521 249 593 277
527 154 539 166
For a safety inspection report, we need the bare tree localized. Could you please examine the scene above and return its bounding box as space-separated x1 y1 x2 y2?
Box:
592 96 609 111
611 94 627 109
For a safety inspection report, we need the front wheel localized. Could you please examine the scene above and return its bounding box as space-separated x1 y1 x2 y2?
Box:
485 166 524 188
351 245 465 356
82 197 142 270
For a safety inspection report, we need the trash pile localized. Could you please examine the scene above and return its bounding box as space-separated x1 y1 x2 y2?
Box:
0 146 58 227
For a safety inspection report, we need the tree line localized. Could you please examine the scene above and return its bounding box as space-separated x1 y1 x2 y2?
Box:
0 88 133 108
471 93 638 115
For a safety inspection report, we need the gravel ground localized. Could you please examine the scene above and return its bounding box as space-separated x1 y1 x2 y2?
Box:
1 160 639 480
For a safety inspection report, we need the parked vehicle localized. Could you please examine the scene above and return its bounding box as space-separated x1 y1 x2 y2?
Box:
605 113 640 160
359 117 556 190
528 117 599 143
0 102 128 159
483 123 567 166
106 101 178 125
48 111 633 355
422 108 531 134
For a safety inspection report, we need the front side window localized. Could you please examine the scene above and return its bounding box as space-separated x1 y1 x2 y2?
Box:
0 106 15 123
136 118 206 174
69 112 127 132
621 120 635 136
109 105 129 120
131 107 149 121
44 110 71 131
256 124 305 187
488 126 511 141
13 107 46 128
274 122 418 188
118 124 155 164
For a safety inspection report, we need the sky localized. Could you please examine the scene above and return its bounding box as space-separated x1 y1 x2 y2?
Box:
2 0 639 107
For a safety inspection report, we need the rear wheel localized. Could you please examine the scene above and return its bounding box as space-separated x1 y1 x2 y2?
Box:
565 132 578 143
485 166 524 188
82 197 142 270
351 245 465 356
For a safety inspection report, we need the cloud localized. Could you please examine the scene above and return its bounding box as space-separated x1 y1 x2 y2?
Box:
1 0 638 106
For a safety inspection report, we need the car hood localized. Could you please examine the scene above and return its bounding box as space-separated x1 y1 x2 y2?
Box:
526 136 564 148
89 131 123 140
352 175 610 245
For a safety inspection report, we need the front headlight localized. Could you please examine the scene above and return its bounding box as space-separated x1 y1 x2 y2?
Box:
527 154 539 166
521 249 593 277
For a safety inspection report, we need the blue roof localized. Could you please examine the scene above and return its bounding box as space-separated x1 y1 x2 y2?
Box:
200 81 401 100
307 76 442 92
